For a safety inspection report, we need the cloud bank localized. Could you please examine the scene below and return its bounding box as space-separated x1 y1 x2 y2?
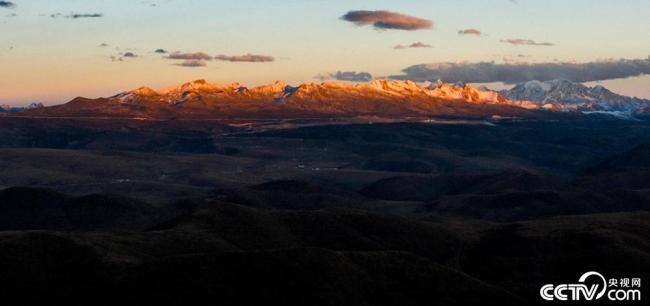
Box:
214 54 275 62
389 59 650 83
341 10 432 31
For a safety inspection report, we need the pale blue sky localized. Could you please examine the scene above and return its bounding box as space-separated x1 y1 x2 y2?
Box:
1 0 649 104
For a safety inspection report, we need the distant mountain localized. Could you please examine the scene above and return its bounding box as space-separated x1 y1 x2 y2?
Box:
22 79 543 119
0 102 44 113
501 79 650 114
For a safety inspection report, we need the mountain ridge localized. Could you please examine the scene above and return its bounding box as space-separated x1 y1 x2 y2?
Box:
10 79 650 120
0 102 44 113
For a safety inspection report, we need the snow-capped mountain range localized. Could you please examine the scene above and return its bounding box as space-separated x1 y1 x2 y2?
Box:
501 79 650 114
12 79 650 119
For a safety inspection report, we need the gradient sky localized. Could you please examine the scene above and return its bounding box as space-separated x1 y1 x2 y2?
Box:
1 0 649 105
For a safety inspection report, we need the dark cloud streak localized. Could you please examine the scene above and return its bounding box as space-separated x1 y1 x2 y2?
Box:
67 13 103 19
214 54 275 62
342 10 432 31
167 52 213 60
0 1 15 8
175 60 207 67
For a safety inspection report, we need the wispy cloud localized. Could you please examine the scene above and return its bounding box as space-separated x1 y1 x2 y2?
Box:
501 39 554 46
67 13 103 19
214 53 275 62
458 29 482 36
49 12 104 19
394 42 432 50
166 52 213 60
341 10 432 31
389 58 650 83
316 71 373 82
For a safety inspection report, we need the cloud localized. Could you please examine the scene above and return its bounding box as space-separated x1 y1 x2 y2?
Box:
501 39 554 46
67 13 103 19
0 1 15 8
166 52 213 60
389 59 650 84
316 71 373 82
110 52 138 62
154 49 168 54
458 29 482 36
341 10 432 31
214 53 275 62
394 42 432 49
175 60 207 67
99 43 109 47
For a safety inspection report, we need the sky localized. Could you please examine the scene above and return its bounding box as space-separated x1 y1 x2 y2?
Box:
1 0 649 105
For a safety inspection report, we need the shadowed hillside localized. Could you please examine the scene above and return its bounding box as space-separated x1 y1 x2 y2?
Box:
0 119 649 305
